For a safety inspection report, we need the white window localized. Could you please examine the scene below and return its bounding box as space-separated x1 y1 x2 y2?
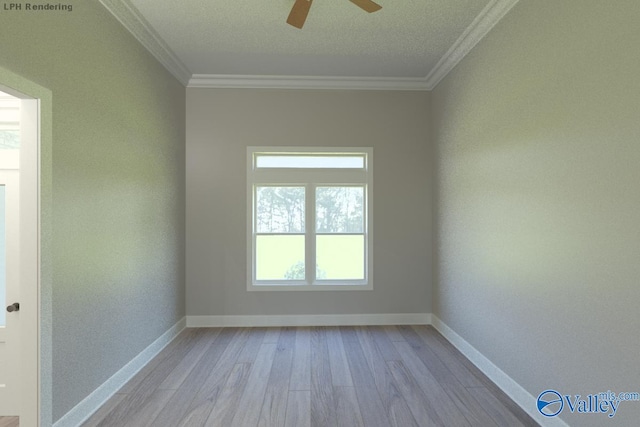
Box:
247 147 373 291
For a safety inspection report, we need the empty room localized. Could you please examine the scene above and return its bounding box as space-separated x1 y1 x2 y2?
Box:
0 0 638 426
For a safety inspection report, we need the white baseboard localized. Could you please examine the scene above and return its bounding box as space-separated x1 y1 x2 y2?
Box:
54 313 566 427
431 316 569 427
53 317 187 427
187 313 431 327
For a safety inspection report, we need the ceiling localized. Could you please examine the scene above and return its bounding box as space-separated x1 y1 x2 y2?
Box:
101 0 519 89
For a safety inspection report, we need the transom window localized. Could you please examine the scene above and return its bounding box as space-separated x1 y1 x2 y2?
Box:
247 147 373 290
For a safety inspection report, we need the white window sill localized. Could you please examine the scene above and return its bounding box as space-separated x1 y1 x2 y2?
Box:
248 282 373 291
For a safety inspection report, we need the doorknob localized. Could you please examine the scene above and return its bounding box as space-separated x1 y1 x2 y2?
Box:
6 302 19 312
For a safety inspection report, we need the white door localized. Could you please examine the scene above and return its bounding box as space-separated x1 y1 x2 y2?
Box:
0 80 41 425
0 90 22 416
0 85 40 425
0 167 19 415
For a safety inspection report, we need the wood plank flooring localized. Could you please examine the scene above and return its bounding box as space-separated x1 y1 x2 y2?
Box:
81 326 539 427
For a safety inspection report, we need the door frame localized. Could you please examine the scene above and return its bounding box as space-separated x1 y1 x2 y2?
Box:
0 167 19 413
0 65 53 427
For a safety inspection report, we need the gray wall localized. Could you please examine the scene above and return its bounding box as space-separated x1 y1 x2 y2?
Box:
187 89 432 316
432 1 640 425
0 1 186 422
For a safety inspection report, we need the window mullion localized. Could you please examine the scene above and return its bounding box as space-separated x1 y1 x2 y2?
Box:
305 183 315 285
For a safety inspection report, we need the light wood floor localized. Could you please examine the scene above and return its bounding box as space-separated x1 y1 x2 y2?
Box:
80 326 538 427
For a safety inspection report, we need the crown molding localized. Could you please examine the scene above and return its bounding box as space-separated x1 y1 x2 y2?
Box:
187 0 519 91
100 0 519 91
99 0 192 86
425 0 520 90
188 74 430 91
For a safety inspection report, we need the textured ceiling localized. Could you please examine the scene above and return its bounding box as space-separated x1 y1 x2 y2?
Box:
128 0 492 78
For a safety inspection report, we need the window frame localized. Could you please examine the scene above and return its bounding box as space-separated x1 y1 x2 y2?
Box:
247 147 373 291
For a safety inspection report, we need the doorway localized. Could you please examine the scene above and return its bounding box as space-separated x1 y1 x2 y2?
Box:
0 90 22 417
0 84 42 426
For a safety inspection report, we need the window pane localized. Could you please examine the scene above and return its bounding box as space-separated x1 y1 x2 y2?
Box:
256 155 364 169
316 235 364 280
316 187 364 233
256 235 305 280
0 130 19 150
256 186 304 233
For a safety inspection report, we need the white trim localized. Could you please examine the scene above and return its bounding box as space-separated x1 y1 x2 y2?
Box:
52 313 566 425
431 316 569 427
0 82 44 426
1 69 54 427
98 0 191 86
250 170 369 184
247 284 373 292
0 150 19 169
52 317 186 427
19 97 40 425
187 313 431 328
0 170 19 413
424 0 520 90
186 1 519 91
246 147 373 291
188 74 429 91
98 0 518 91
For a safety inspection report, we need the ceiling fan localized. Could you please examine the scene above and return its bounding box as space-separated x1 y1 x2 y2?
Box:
287 0 382 29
